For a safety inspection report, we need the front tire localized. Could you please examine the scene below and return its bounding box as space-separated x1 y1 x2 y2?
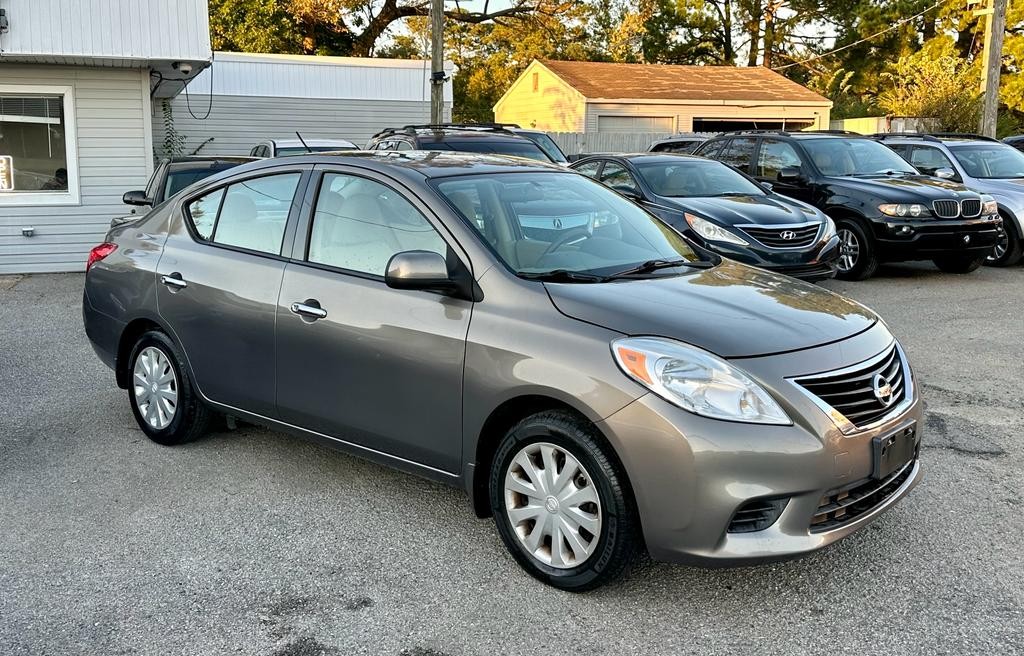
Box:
986 219 1023 267
834 220 879 281
489 410 640 591
128 330 212 445
932 253 987 274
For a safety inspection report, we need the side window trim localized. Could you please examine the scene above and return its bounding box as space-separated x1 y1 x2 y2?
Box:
289 164 474 280
180 167 312 260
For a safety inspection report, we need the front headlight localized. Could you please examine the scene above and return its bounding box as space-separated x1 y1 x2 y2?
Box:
821 216 837 240
981 194 998 216
685 213 748 246
879 203 930 218
611 337 791 425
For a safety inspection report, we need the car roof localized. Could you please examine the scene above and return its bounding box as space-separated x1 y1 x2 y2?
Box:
576 153 706 164
271 138 358 148
372 124 534 142
710 131 868 140
872 133 1006 148
167 156 256 170
219 151 567 181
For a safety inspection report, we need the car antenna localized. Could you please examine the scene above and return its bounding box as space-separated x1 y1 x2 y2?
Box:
295 131 312 153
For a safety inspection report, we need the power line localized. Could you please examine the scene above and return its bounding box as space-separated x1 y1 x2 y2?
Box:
773 0 946 71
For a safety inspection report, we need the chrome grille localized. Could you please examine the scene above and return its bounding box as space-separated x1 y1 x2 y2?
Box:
960 198 981 217
794 344 908 430
932 200 959 219
740 224 820 248
810 457 917 533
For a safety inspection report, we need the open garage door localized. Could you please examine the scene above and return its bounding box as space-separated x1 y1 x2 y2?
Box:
693 118 816 132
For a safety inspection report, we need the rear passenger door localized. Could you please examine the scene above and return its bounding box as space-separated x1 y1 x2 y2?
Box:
719 137 757 173
274 167 472 473
156 167 309 417
754 138 813 202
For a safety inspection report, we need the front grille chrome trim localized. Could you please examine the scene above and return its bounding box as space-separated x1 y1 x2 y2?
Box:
787 341 915 435
960 198 981 218
932 199 960 219
736 220 822 250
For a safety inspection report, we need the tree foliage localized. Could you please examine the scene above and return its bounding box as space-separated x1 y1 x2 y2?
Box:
208 0 1024 130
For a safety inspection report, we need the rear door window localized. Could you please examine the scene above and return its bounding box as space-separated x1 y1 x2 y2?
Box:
720 138 757 172
695 139 726 160
599 162 640 195
755 139 804 178
185 173 301 255
573 160 603 179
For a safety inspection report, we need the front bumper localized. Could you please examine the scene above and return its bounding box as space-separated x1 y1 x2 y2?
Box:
871 215 1000 261
597 323 923 565
688 232 840 281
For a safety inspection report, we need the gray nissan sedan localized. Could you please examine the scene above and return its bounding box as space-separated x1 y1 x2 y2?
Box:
83 152 922 591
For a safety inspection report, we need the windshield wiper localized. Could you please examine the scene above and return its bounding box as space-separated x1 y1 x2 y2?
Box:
517 269 608 283
711 191 754 197
606 258 715 279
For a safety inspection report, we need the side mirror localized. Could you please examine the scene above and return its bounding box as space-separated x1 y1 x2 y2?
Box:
613 185 641 200
777 167 802 183
386 251 462 296
761 182 774 191
934 167 956 180
122 190 152 206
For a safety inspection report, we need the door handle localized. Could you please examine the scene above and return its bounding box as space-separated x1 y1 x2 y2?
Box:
160 273 187 290
290 301 327 320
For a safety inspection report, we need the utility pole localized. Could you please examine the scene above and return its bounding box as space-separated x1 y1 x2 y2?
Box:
974 0 1007 137
430 0 445 124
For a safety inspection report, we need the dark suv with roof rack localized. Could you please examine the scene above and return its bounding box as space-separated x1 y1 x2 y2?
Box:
693 130 1001 279
366 124 556 163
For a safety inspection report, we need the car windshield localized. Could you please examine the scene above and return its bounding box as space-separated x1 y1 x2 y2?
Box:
165 163 241 199
276 145 355 156
950 144 1024 179
520 132 568 164
421 139 552 163
435 172 705 280
634 159 765 197
802 138 917 176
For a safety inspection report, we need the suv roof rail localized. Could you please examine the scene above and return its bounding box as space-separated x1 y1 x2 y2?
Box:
720 129 791 136
802 129 861 135
371 123 523 140
870 132 942 142
927 132 999 142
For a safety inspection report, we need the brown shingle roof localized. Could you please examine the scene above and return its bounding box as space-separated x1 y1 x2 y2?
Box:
540 59 829 104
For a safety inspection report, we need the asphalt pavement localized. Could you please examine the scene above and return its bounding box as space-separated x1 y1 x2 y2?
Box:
1 264 1022 655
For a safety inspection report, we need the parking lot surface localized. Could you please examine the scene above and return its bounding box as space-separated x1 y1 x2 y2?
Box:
2 266 1022 655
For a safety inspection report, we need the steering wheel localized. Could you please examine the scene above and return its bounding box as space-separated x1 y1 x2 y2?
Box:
540 226 593 258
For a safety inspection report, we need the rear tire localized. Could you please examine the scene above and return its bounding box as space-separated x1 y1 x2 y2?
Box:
127 330 212 445
932 253 987 274
986 219 1023 267
489 410 640 592
834 220 878 281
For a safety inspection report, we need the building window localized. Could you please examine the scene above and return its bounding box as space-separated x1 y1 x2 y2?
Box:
0 85 79 206
532 72 539 92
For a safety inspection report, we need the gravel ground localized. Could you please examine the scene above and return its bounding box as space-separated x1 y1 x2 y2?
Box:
1 265 1022 656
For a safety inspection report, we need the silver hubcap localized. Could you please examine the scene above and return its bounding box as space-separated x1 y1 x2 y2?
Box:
503 442 602 569
989 232 1008 261
837 228 860 272
133 346 178 430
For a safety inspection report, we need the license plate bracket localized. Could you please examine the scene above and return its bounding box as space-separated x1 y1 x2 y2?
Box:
872 424 916 480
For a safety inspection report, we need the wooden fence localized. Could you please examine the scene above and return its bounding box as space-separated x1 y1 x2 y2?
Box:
546 132 676 156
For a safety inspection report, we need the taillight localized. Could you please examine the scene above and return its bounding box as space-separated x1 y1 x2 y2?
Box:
86 242 117 271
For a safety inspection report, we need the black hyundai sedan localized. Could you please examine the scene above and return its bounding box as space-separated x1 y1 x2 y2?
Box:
572 154 839 281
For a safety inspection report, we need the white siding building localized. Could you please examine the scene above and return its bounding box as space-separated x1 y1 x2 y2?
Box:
0 0 212 273
154 52 453 157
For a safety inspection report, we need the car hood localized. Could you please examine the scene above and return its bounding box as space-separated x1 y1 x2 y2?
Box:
653 194 822 226
545 260 876 358
974 177 1024 196
824 174 976 200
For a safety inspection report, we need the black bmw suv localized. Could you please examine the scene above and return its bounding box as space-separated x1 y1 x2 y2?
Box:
693 131 1001 279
